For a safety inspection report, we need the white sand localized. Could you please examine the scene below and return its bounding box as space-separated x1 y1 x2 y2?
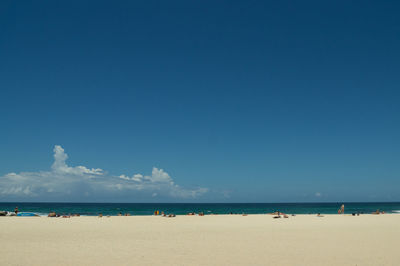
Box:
1 214 399 266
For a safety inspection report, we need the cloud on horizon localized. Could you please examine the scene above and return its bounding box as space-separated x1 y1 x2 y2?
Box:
0 145 208 201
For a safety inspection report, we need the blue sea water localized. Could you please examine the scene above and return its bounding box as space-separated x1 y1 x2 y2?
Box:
1 202 400 216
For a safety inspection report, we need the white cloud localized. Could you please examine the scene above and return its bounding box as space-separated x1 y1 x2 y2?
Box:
0 145 208 201
118 169 173 184
52 145 104 176
132 174 143 182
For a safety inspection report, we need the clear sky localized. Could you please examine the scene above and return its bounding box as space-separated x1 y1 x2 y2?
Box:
1 0 400 202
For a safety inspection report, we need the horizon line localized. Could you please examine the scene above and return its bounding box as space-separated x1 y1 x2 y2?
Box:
1 201 400 204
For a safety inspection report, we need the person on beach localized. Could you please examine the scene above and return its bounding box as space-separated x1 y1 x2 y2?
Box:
14 206 19 215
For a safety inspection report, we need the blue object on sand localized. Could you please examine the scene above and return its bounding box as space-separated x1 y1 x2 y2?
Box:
17 212 38 217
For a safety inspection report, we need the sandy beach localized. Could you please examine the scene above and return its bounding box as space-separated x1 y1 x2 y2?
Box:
1 214 399 266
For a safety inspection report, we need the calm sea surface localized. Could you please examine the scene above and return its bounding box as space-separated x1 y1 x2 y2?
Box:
1 202 400 216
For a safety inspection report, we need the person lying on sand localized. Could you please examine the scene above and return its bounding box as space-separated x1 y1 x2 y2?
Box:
283 214 289 218
273 215 281 219
317 213 324 217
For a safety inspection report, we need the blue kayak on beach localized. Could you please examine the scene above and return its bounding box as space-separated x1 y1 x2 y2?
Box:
17 212 39 217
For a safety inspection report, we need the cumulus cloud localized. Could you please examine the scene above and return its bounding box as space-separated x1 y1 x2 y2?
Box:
51 146 105 176
118 168 172 184
0 145 208 201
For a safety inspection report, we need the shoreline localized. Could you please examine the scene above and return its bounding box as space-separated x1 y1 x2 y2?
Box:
2 212 398 217
2 202 399 217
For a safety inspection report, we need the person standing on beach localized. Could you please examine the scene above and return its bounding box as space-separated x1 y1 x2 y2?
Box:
14 206 18 215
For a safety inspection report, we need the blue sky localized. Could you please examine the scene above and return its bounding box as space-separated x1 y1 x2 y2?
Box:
1 0 400 202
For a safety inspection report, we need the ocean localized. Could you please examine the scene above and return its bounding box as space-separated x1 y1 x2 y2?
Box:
1 202 400 216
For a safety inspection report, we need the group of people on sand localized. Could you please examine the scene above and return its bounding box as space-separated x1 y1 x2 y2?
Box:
98 212 131 217
268 204 353 218
36 204 389 218
153 210 176 217
338 205 385 215
117 212 131 216
48 212 81 218
0 206 19 216
187 212 204 216
269 211 290 219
